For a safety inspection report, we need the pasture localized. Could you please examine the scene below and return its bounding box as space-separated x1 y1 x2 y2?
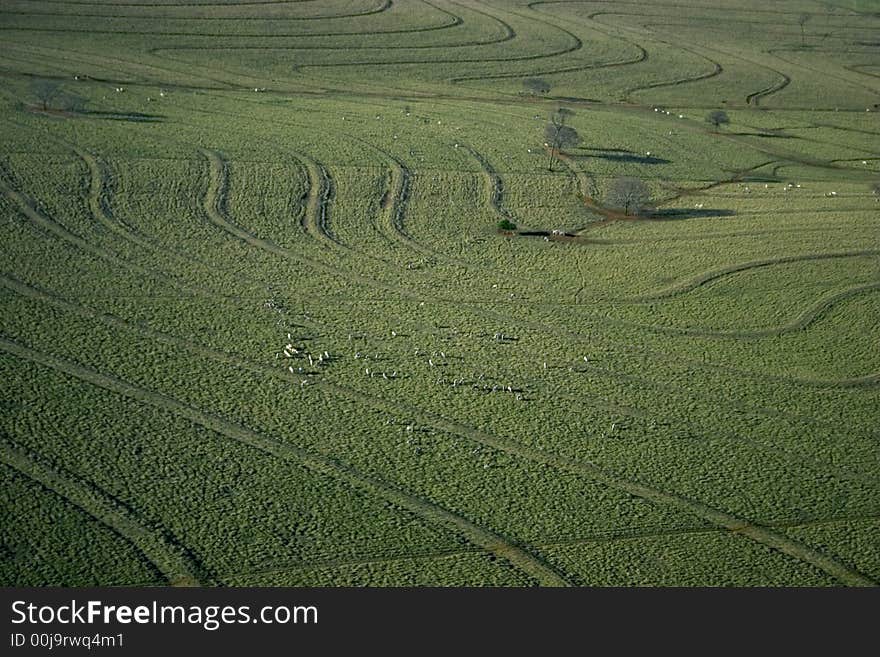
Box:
0 0 878 586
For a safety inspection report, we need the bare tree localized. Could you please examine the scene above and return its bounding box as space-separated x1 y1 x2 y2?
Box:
706 109 730 130
31 79 62 111
522 78 551 95
544 108 579 171
798 13 811 46
606 177 650 215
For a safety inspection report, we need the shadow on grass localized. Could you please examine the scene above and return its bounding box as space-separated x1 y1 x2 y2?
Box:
26 104 165 122
574 149 670 165
80 110 166 122
649 208 737 219
728 132 797 139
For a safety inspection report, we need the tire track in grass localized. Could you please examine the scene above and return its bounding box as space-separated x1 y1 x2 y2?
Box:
580 10 724 101
452 0 618 84
618 15 795 108
286 151 342 250
0 440 204 586
463 145 518 224
17 0 392 19
0 337 572 588
78 149 140 237
203 138 471 276
650 161 780 206
3 279 873 587
76 148 265 296
0 169 214 300
227 511 880 583
746 70 791 106
296 148 408 268
625 250 880 302
449 43 646 84
198 126 402 268
767 47 880 101
622 49 722 100
451 0 647 84
10 154 874 392
633 282 880 339
557 152 595 200
5 129 363 300
336 130 472 268
203 148 405 273
7 273 877 489
199 147 368 285
553 150 599 210
375 152 471 267
193 139 879 392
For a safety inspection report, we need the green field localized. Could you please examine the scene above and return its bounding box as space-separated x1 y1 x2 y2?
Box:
0 0 878 587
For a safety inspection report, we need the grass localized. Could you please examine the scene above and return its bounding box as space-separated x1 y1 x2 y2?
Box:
0 0 878 587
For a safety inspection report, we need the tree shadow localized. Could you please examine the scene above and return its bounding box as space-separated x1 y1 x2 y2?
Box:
26 105 166 122
649 208 737 220
81 110 166 122
549 95 602 103
574 149 670 165
728 132 797 139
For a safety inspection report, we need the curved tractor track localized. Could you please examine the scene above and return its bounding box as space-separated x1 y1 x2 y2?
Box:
1 440 205 586
612 15 795 108
746 70 792 106
464 145 518 225
0 335 571 588
200 148 436 291
0 168 215 300
8 155 872 392
77 148 265 296
337 128 475 268
626 250 880 303
612 281 880 340
372 148 470 267
292 153 343 250
2 277 874 587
